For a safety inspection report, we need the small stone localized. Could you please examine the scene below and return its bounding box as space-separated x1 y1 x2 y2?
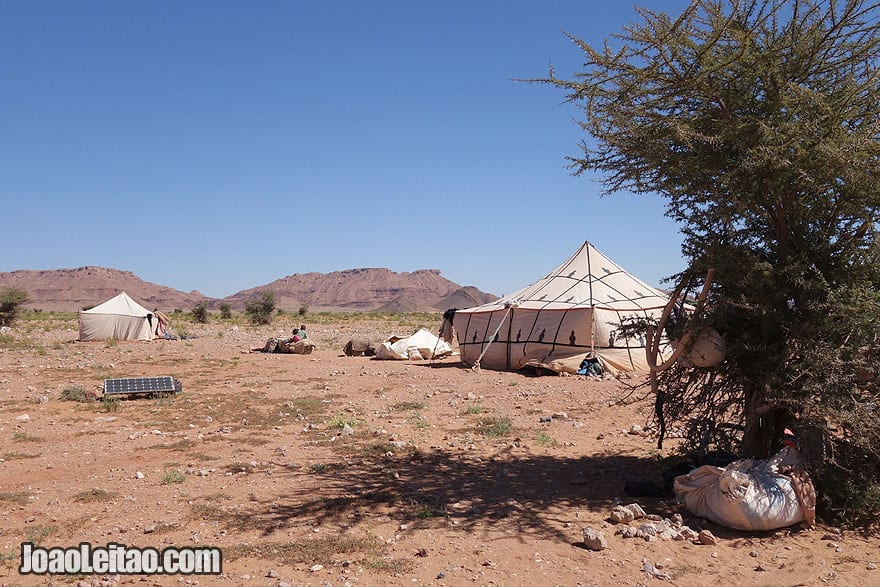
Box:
609 505 635 524
143 525 157 534
266 570 278 578
15 414 30 422
134 471 145 479
867 563 876 570
698 530 718 545
749 550 759 557
626 503 647 518
309 564 323 572
582 527 608 551
340 424 355 436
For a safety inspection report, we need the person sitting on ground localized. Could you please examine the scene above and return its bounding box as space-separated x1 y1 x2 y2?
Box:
287 328 302 343
296 324 308 339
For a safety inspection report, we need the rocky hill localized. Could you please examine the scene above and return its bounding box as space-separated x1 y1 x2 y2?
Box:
0 266 496 313
0 267 207 312
219 268 497 312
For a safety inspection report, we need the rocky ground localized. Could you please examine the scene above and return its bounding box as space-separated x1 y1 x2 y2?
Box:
0 314 877 586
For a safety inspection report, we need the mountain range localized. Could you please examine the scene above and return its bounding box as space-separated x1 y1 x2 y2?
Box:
0 266 497 313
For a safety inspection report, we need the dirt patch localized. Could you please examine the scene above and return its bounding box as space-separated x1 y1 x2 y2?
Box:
0 317 877 586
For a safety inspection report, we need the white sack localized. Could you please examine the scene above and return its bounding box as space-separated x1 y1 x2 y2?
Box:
673 447 813 531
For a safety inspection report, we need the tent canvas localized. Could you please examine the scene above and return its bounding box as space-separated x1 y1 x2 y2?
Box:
451 241 672 374
78 291 164 341
376 328 454 360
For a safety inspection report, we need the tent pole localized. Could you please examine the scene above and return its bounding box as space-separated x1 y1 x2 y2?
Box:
472 302 517 371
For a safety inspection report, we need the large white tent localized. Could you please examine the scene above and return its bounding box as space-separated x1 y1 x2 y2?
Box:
78 291 164 341
451 241 673 374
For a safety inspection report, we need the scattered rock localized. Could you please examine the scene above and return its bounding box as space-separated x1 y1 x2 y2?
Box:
698 530 718 546
642 558 671 580
582 527 608 551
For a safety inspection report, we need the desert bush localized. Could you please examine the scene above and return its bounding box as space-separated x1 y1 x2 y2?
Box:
219 303 232 320
60 386 93 403
245 292 276 325
191 302 209 324
0 288 29 327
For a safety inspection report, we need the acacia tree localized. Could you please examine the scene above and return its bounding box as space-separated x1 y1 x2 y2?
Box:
0 288 29 327
538 0 880 524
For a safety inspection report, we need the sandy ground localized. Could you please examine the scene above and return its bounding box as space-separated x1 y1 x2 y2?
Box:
1 315 877 587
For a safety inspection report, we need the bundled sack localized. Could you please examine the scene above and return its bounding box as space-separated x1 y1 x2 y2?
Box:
263 337 315 354
673 444 816 531
343 338 377 356
279 338 315 354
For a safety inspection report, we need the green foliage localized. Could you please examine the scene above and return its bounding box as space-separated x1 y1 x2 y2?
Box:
0 287 29 327
162 469 186 484
540 0 880 525
60 387 93 402
219 303 232 320
101 395 120 412
191 302 209 324
326 414 359 429
298 305 308 316
245 292 277 325
479 415 513 438
536 431 558 447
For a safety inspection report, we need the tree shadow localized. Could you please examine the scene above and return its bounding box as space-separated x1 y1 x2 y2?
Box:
252 448 679 540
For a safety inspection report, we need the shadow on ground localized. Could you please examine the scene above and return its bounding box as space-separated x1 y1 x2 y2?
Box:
253 449 678 540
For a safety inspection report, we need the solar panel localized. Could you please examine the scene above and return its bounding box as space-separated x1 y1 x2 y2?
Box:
103 376 182 396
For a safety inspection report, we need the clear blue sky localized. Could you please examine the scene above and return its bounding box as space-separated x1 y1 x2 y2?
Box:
1 1 691 299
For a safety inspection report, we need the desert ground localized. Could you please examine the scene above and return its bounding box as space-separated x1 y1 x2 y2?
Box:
1 313 877 587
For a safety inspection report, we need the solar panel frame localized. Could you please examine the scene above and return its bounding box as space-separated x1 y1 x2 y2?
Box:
103 376 181 396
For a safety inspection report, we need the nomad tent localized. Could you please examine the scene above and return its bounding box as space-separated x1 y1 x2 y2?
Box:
451 241 673 374
78 292 166 341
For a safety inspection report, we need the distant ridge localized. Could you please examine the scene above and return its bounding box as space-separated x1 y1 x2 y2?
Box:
0 266 497 313
219 268 497 312
0 267 208 312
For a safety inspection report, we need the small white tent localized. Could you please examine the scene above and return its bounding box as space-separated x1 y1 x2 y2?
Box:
79 292 162 341
451 241 672 374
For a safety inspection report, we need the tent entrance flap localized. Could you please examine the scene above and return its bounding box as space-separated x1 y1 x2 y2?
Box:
471 303 516 370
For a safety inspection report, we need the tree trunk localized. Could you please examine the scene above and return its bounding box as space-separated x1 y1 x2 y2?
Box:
740 386 789 458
